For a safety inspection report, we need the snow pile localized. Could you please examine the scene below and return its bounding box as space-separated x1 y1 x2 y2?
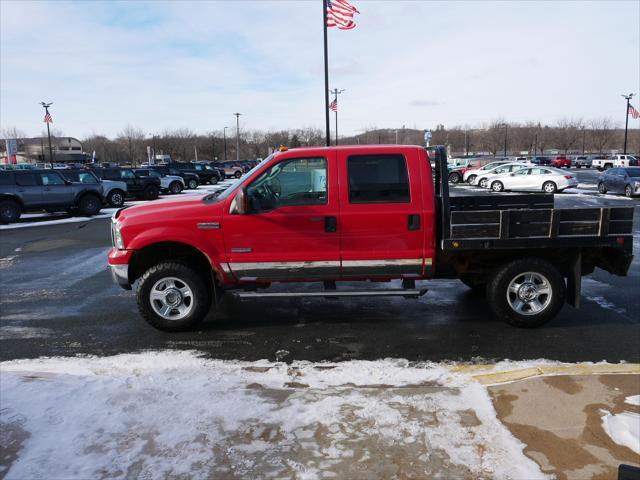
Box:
600 410 640 455
0 351 547 479
625 395 640 406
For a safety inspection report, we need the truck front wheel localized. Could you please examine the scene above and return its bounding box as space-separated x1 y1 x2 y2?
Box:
486 258 565 328
136 262 211 331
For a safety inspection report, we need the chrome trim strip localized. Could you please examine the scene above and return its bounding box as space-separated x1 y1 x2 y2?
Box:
342 258 423 277
237 289 427 299
220 263 232 274
342 259 423 268
197 222 220 229
230 260 340 280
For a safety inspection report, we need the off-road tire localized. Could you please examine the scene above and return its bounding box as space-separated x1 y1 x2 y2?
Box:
542 181 557 194
143 185 159 200
448 172 462 184
234 171 242 179
486 258 565 328
78 194 102 216
598 182 607 194
0 199 21 224
169 181 183 194
136 262 211 331
107 189 125 207
187 179 199 190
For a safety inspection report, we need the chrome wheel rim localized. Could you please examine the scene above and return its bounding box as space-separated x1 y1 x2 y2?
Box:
544 182 555 193
492 182 502 192
150 277 194 320
506 272 552 316
188 180 197 189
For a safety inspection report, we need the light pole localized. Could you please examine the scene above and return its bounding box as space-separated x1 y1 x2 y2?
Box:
503 124 508 157
233 113 242 161
223 127 229 161
622 93 635 154
40 102 54 168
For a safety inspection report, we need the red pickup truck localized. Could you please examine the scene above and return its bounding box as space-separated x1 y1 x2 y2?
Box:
108 145 634 331
551 156 572 168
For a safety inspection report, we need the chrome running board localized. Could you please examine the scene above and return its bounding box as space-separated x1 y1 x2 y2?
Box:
236 289 428 299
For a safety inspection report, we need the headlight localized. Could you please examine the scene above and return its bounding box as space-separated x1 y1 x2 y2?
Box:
112 222 125 249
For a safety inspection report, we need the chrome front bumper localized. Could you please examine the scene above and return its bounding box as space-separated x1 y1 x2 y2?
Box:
110 264 131 290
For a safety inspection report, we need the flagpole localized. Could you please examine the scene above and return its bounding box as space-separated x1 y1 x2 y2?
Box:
323 0 330 147
622 93 634 155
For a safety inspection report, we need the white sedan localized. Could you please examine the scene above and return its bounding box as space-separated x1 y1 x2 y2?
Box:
472 163 531 187
488 167 578 193
462 161 511 183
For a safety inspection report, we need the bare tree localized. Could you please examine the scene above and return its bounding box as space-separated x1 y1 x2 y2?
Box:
117 125 146 166
553 118 584 154
1 127 27 140
589 118 616 154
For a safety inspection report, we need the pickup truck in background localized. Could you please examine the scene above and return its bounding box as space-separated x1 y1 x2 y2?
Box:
550 156 572 168
108 145 634 332
592 155 638 171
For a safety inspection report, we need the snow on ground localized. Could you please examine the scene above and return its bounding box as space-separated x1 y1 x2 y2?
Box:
600 410 640 455
0 351 549 479
626 395 640 406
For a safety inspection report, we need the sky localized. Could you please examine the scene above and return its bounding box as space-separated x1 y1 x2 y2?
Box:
1 0 639 139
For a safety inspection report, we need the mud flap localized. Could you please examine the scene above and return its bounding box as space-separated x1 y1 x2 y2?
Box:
566 251 581 308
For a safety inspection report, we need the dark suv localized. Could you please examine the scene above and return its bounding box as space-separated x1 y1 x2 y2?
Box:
147 165 200 190
89 167 161 200
166 162 222 185
0 169 103 223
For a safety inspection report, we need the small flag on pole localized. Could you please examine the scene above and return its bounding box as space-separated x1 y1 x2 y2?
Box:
329 99 338 112
629 104 640 119
43 112 53 123
326 0 360 30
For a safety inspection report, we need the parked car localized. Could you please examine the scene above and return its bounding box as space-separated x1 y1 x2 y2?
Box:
60 169 127 208
191 161 226 182
597 167 640 197
474 163 531 188
572 156 592 168
551 156 572 168
529 156 552 166
219 162 244 179
447 158 496 184
147 165 200 190
135 169 184 194
89 167 161 200
488 166 578 193
593 155 638 171
108 145 633 332
0 169 103 223
462 161 511 183
166 162 221 185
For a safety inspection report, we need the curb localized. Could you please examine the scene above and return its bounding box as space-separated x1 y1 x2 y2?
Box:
451 363 640 385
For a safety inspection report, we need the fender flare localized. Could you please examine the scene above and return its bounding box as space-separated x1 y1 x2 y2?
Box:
0 194 24 210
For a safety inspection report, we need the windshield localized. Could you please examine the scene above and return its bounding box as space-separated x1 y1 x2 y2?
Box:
203 155 272 204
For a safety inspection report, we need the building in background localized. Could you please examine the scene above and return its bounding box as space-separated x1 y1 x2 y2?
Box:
2 137 90 164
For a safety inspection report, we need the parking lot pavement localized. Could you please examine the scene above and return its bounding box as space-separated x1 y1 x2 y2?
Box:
0 191 638 363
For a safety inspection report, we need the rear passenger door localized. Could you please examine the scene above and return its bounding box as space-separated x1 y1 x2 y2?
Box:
14 172 43 206
336 150 427 278
40 171 73 206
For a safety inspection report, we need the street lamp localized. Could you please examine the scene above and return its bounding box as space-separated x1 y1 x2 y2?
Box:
40 102 54 168
233 113 242 161
622 93 635 155
503 124 508 157
223 126 229 161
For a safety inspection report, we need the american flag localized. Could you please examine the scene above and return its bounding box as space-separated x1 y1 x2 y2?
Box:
326 0 360 30
329 99 338 112
43 112 53 123
629 104 640 119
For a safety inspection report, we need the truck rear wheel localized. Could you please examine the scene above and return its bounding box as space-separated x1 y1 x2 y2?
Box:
486 258 565 328
136 262 211 331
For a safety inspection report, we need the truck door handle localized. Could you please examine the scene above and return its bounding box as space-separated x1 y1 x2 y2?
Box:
408 214 421 230
325 216 337 233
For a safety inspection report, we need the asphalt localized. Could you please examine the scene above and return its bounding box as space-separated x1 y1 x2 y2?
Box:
1 167 639 363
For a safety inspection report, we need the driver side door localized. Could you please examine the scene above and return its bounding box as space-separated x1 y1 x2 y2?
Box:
222 153 340 281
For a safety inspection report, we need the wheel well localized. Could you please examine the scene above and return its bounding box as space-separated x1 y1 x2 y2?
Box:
76 191 101 205
129 242 217 286
0 195 23 210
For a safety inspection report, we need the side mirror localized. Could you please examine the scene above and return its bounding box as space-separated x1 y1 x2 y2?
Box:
63 178 72 185
230 187 249 215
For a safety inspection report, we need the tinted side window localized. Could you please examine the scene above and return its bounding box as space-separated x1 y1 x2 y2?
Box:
40 172 65 185
348 154 409 204
0 172 14 185
15 173 38 186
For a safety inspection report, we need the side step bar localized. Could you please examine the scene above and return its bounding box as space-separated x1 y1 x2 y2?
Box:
236 289 428 299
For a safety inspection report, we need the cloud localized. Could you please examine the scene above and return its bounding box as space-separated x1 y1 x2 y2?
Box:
409 100 441 107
